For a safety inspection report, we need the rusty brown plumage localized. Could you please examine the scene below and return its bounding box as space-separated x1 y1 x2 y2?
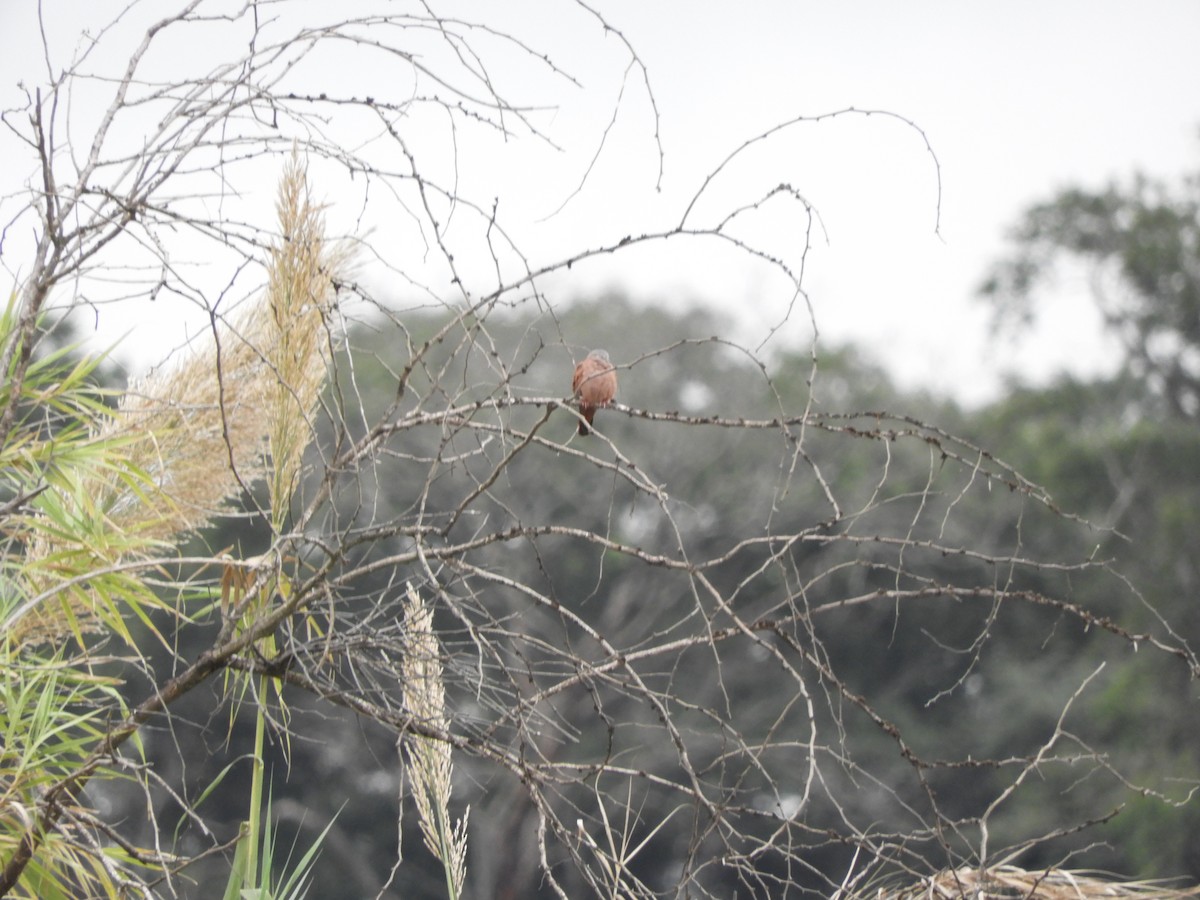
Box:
571 349 617 436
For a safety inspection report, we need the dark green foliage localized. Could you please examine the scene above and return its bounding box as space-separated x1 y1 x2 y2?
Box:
971 161 1200 880
108 287 1200 896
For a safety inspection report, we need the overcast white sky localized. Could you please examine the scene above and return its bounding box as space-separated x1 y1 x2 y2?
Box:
518 0 1200 403
3 1 1198 406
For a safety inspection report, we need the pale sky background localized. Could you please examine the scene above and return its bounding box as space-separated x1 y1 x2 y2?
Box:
2 1 1198 406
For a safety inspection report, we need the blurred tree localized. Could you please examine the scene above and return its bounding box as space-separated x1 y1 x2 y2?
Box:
971 161 1200 880
204 297 1199 896
979 164 1200 420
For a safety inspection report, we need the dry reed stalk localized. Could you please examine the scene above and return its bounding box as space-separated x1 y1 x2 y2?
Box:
401 584 469 897
11 150 344 645
871 865 1200 899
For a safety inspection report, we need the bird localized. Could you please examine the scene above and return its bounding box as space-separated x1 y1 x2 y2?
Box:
571 349 617 436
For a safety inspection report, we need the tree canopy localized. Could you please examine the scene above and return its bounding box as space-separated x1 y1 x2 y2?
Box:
980 165 1200 420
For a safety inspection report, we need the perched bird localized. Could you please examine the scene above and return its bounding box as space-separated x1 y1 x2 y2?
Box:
571 349 618 436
